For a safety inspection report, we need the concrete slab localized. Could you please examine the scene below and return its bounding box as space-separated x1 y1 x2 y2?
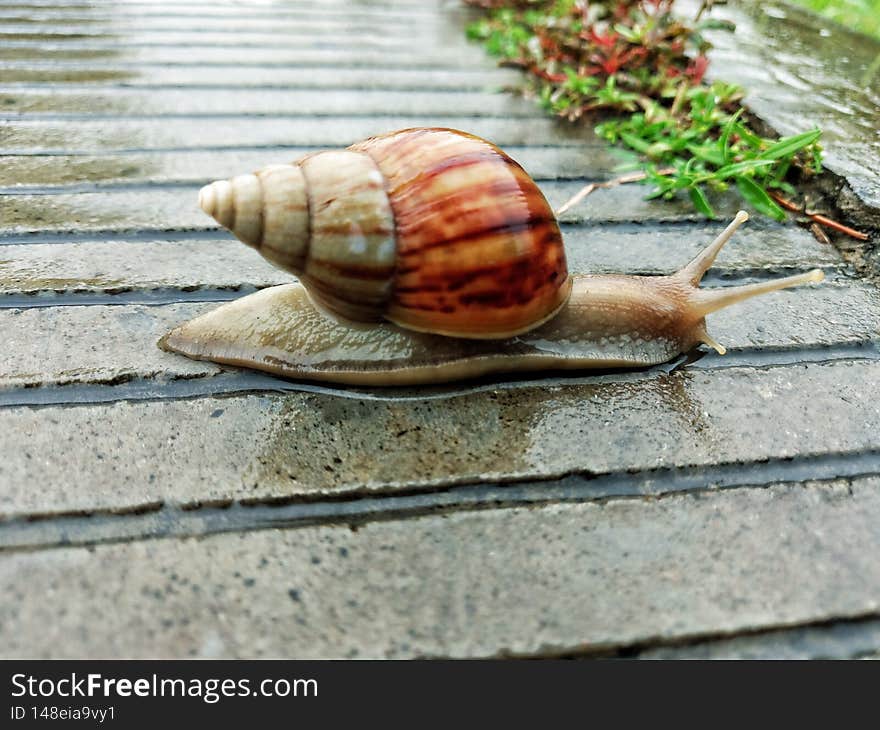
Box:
10 3 453 21
2 279 874 390
40 0 437 12
0 145 621 187
0 182 837 232
0 66 522 89
1 303 225 387
2 88 544 118
0 116 591 153
0 222 845 296
0 12 444 29
1 31 462 50
0 65 522 90
0 45 490 68
1 478 879 658
1 360 879 517
0 17 439 33
0 5 443 23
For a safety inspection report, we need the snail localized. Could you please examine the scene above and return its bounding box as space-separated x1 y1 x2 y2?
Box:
159 127 824 386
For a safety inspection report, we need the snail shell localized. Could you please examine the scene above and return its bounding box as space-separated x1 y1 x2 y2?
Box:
197 127 571 339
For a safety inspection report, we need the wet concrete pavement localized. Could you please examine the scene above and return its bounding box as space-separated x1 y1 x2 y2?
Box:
0 0 879 658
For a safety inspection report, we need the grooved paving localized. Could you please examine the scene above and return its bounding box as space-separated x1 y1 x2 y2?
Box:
0 223 847 295
2 359 880 518
1 479 880 658
0 182 845 231
0 67 524 90
0 279 875 389
1 0 879 658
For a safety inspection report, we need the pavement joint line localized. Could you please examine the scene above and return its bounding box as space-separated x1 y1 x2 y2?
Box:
0 173 620 195
0 286 258 309
0 2 439 10
488 610 880 660
0 60 479 70
1 40 453 50
0 29 440 38
0 229 230 245
0 2 438 9
0 449 879 553
0 269 850 310
0 181 206 194
0 7 436 14
0 341 877 408
0 141 598 156
3 57 482 72
0 9 439 17
1 111 548 121
0 142 605 157
0 83 517 92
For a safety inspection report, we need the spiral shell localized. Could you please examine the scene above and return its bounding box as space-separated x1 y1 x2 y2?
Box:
198 127 571 339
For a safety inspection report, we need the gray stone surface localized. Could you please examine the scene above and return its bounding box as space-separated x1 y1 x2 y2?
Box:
2 479 880 658
0 66 523 89
3 88 544 118
0 223 845 296
0 45 490 68
0 116 590 153
0 17 442 34
0 182 853 231
0 240 285 294
3 31 463 51
1 0 879 658
2 360 880 518
0 144 616 186
1 303 224 387
0 0 435 17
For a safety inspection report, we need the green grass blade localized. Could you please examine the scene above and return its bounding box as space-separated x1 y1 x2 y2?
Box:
760 129 822 160
735 176 786 221
620 131 653 154
714 159 776 179
719 108 744 165
689 186 716 218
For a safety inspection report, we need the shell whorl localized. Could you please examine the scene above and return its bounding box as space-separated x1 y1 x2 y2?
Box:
199 153 397 322
199 127 571 338
198 164 310 272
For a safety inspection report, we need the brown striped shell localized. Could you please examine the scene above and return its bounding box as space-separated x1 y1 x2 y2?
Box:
197 127 571 339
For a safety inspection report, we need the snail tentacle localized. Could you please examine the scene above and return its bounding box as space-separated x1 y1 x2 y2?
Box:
668 209 825 353
686 268 825 320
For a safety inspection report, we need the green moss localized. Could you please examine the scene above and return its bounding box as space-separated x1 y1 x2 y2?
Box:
786 0 880 40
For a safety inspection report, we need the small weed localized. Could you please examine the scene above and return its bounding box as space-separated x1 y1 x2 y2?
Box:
465 0 823 221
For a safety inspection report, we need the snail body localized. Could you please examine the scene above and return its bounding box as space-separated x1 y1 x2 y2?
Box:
161 128 824 386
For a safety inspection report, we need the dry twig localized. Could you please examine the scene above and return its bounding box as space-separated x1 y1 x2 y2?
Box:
555 168 676 216
769 192 869 241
